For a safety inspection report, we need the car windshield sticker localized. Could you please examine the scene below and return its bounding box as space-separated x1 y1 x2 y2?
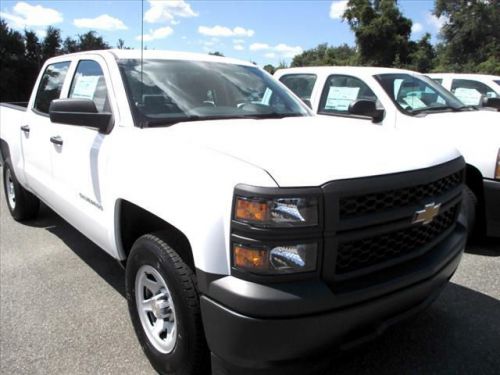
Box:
325 86 360 111
71 75 100 100
402 95 426 109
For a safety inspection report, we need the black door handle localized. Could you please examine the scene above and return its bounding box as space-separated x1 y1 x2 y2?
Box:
50 136 63 146
21 125 30 133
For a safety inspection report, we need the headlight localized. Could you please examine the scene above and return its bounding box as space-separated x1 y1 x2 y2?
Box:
233 243 317 274
495 149 500 180
234 196 318 227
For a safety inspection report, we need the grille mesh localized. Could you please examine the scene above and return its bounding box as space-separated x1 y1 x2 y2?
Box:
339 171 463 218
336 204 459 275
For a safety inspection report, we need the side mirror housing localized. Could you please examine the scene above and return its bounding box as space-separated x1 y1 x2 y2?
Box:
348 99 385 123
481 96 500 111
49 99 114 134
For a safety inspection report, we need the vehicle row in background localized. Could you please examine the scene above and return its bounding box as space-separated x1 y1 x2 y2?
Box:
275 66 500 238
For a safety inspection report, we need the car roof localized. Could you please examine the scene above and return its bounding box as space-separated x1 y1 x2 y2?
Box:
427 73 500 80
50 49 256 67
275 66 420 77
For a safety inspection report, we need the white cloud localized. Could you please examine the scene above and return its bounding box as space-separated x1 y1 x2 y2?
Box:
73 14 127 31
233 39 245 44
249 42 270 51
198 25 254 37
426 12 447 31
0 1 63 28
330 1 348 20
250 42 303 58
412 22 423 34
234 44 244 51
136 26 174 42
144 0 198 24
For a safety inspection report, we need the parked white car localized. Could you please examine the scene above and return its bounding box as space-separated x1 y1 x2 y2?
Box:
427 73 500 109
275 66 500 237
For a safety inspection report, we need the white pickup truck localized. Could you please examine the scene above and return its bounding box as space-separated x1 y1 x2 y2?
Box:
427 73 500 109
275 67 500 238
1 50 467 375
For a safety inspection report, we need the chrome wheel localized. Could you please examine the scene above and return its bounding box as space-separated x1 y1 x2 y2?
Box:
6 168 16 210
135 265 177 354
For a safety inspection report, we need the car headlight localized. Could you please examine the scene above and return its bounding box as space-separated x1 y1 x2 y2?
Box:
234 196 318 227
232 242 318 274
496 149 500 180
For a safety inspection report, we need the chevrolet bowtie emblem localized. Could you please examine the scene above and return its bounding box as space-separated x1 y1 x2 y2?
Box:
412 202 441 225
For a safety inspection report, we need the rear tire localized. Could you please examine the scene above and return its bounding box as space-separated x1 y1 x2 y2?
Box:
126 233 209 375
2 159 40 221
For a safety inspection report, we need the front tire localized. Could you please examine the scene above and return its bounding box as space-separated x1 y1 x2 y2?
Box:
126 234 209 375
2 159 40 221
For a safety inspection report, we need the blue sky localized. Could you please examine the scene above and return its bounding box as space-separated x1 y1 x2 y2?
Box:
0 1 446 66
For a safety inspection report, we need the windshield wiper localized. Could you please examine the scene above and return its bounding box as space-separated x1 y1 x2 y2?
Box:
409 106 456 115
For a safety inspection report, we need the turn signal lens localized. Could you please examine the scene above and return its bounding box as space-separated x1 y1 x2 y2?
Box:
233 243 317 274
495 149 500 180
233 245 268 271
235 198 269 222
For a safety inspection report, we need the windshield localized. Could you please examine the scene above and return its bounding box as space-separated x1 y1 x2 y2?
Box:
118 59 310 126
495 80 500 87
374 73 467 115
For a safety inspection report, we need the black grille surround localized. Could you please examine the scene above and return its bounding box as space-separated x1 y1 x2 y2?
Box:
339 170 463 218
321 157 465 292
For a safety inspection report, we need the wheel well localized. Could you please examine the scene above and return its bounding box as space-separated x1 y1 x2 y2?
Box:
118 200 194 269
465 164 485 223
0 139 10 164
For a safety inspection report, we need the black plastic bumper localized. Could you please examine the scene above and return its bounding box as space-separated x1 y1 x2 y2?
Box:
200 226 466 374
484 179 500 237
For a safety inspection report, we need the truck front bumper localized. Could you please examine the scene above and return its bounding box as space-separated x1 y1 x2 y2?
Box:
484 178 500 237
200 225 466 374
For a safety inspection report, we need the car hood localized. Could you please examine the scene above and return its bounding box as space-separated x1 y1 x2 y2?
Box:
397 110 500 179
168 116 461 187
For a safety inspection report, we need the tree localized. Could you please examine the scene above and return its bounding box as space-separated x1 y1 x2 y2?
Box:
343 0 412 66
263 64 275 74
41 26 62 61
77 31 110 51
62 37 79 54
291 43 357 67
406 33 435 73
0 20 26 101
433 0 500 74
208 51 224 57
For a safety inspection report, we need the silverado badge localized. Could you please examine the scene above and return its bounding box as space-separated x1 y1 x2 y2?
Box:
412 202 441 225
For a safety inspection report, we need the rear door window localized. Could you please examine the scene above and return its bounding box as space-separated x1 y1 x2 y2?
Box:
279 74 317 106
33 61 70 114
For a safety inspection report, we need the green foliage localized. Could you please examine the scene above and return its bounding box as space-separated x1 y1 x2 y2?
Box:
291 43 357 67
77 31 110 51
433 0 500 74
343 0 412 66
263 64 275 74
406 33 436 73
208 51 224 57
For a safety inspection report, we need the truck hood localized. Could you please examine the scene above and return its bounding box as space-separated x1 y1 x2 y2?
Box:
397 110 500 179
168 116 461 187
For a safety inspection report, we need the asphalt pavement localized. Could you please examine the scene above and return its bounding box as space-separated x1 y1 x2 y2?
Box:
1 177 499 375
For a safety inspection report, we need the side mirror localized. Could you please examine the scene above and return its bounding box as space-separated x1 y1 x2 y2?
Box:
481 97 500 111
348 99 385 123
49 99 114 134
